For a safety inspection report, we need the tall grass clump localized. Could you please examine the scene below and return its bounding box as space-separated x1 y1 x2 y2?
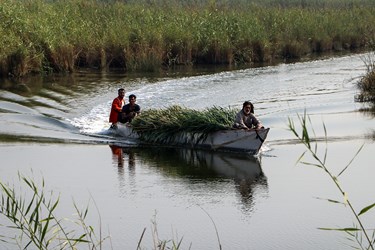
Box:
0 173 108 249
1 0 375 77
131 105 237 144
356 51 375 103
288 111 375 249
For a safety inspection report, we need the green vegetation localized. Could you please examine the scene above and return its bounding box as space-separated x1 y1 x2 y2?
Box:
288 112 375 250
357 64 375 103
356 33 375 108
131 105 237 144
0 173 107 249
1 0 375 77
357 51 375 105
0 173 185 249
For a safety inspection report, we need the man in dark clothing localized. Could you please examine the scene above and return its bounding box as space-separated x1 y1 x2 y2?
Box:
120 94 141 123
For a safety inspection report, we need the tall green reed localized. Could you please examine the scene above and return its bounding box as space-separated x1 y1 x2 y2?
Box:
288 111 375 249
0 172 108 249
356 50 375 103
1 0 375 76
0 172 190 249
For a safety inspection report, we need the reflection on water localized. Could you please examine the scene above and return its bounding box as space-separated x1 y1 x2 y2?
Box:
109 145 268 212
110 145 125 168
359 103 375 118
110 145 136 191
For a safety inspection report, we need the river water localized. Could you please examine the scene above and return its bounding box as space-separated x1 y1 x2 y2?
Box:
0 53 374 249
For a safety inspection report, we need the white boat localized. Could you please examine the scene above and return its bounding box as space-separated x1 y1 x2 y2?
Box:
113 123 270 155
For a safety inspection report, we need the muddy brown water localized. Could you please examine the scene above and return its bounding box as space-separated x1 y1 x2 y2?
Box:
0 53 374 249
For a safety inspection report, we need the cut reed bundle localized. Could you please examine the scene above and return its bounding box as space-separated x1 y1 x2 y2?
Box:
131 105 237 144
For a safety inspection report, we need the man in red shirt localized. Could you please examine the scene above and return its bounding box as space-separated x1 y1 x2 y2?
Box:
109 88 125 128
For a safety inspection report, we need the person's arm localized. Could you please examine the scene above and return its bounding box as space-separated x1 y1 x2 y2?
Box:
127 105 140 117
234 111 249 129
112 99 123 112
122 104 129 114
250 114 263 129
135 104 141 114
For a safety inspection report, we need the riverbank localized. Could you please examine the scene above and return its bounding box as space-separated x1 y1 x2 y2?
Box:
1 0 375 77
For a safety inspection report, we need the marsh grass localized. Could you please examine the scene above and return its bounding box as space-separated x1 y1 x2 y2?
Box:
1 0 375 76
357 52 375 104
131 105 237 144
288 111 375 249
0 172 190 249
0 174 108 249
0 172 108 249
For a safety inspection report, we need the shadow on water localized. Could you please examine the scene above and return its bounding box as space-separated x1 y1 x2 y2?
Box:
358 103 375 140
359 104 375 117
109 145 268 209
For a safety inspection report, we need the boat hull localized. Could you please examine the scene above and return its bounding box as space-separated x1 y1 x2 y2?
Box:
115 123 270 155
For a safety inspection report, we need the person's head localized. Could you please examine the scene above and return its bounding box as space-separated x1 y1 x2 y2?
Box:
242 101 254 115
129 94 136 104
118 88 125 99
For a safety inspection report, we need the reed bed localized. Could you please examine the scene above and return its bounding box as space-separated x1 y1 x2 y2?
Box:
131 105 237 144
357 49 375 104
357 70 375 103
1 0 375 77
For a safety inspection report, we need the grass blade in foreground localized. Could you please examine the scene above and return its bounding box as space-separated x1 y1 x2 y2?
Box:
288 111 374 249
0 173 107 249
0 173 189 249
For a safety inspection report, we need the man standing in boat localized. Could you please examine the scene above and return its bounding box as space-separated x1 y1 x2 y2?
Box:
109 88 125 128
120 94 141 123
233 101 263 129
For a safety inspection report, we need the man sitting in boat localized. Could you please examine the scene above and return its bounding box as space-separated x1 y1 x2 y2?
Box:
119 94 141 123
109 88 125 129
233 101 263 130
